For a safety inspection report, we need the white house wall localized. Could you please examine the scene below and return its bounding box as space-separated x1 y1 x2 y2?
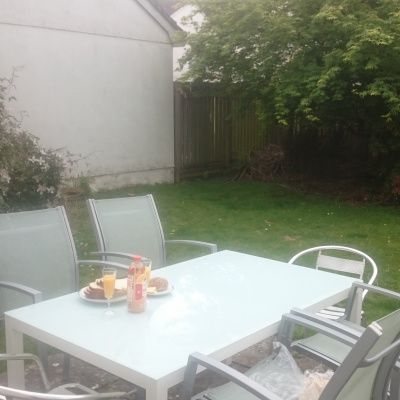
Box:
0 0 176 190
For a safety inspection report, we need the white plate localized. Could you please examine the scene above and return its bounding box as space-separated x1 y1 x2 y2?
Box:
78 288 127 303
147 285 174 296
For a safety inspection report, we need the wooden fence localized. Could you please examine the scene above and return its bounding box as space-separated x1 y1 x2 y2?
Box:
174 84 268 181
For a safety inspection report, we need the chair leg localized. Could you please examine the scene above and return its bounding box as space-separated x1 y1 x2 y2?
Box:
62 353 71 382
37 341 72 383
134 386 146 400
182 355 199 400
390 367 400 400
37 341 49 375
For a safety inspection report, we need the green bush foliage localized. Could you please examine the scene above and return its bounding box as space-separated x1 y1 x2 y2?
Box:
0 70 66 211
177 0 400 199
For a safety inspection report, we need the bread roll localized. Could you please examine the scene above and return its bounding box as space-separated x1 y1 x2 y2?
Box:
148 277 169 292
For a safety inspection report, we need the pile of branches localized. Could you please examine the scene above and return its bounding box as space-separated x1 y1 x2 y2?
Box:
233 144 285 181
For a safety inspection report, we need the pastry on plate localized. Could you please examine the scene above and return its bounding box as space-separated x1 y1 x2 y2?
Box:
148 277 169 293
83 278 127 299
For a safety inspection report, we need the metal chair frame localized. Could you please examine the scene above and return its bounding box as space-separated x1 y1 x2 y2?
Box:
0 353 134 400
0 206 128 378
86 195 217 270
289 245 378 321
182 305 400 400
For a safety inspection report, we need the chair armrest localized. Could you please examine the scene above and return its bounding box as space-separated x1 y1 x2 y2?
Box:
0 386 131 400
182 352 282 400
0 353 51 390
90 251 140 262
0 280 43 303
344 282 400 321
165 240 217 253
289 308 363 338
0 355 132 400
91 252 152 261
278 312 358 350
77 260 129 271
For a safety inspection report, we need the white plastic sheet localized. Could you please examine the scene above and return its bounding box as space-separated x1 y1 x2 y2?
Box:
248 342 333 400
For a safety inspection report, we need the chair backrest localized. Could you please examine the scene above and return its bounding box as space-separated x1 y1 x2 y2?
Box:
316 251 365 277
0 206 79 316
320 308 400 400
87 195 166 270
289 245 378 300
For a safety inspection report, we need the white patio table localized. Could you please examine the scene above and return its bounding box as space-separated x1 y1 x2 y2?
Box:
5 250 359 400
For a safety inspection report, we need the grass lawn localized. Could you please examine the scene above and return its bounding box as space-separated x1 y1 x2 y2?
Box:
1 177 400 364
65 177 400 323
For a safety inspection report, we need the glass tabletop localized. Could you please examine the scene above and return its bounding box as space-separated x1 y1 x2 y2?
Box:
5 250 357 394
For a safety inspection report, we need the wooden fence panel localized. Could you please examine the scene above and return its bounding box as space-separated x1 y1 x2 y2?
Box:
174 85 267 181
231 99 266 162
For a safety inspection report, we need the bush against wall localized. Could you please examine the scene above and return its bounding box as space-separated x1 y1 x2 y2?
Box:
0 69 70 211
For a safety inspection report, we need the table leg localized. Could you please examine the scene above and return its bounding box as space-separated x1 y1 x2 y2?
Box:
5 317 25 389
145 384 169 400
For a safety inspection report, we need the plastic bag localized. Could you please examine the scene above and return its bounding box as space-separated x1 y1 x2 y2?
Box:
247 342 333 400
299 367 334 400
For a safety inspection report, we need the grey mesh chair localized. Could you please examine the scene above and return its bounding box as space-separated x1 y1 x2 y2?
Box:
0 353 133 400
279 282 400 399
86 195 217 270
182 307 400 400
0 206 128 376
288 245 378 322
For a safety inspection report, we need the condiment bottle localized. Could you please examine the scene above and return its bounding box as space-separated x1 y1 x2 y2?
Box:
127 255 147 313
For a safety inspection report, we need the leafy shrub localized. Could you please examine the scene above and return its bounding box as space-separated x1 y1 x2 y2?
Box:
0 69 68 211
385 171 400 203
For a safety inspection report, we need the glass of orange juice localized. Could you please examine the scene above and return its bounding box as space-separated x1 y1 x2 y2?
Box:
102 267 117 316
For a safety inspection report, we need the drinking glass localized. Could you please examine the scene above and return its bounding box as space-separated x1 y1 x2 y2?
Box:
102 267 117 316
